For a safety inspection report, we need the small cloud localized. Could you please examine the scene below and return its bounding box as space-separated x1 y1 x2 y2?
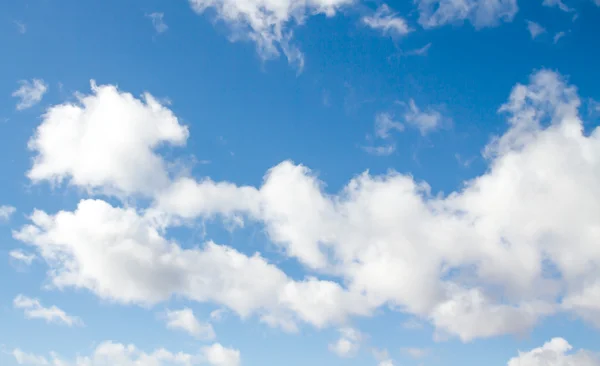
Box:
526 20 546 39
0 205 16 221
147 12 168 34
9 250 36 265
402 99 446 135
554 31 567 44
210 308 227 322
12 79 48 110
13 295 83 327
15 21 26 34
543 0 575 12
164 308 216 340
375 112 404 139
363 5 412 37
401 318 424 330
362 144 396 156
329 327 363 358
372 348 394 366
401 347 429 359
405 43 432 56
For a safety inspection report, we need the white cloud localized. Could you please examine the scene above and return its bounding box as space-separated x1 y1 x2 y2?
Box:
165 308 216 340
0 205 16 221
148 12 168 33
506 338 600 366
12 341 238 365
9 249 36 265
363 5 411 37
26 81 189 197
554 31 566 44
374 112 404 139
526 20 546 39
13 294 83 327
12 79 48 110
402 99 445 135
21 70 600 342
187 0 353 70
401 347 429 359
416 0 518 29
15 21 26 34
201 343 241 366
362 144 396 156
329 327 362 358
404 43 432 56
542 0 574 12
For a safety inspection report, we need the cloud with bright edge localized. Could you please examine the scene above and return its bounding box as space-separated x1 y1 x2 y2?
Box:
12 79 48 110
506 338 600 366
416 0 518 29
11 341 240 366
13 294 83 327
15 69 600 342
164 308 216 340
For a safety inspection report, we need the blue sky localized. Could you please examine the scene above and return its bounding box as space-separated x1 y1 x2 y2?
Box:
1 0 600 365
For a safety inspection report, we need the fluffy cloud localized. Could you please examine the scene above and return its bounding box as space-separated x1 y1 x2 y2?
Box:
506 338 600 366
165 308 216 340
188 0 353 69
362 5 411 37
416 0 518 29
12 79 48 110
19 69 600 342
13 294 83 326
328 327 362 358
27 81 189 197
201 344 240 366
11 341 240 366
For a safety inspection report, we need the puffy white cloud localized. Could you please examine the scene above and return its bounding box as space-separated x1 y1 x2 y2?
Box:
329 327 362 358
165 308 216 340
13 294 83 327
20 69 600 342
13 199 371 331
12 341 239 365
0 205 16 221
416 0 518 29
526 20 546 39
506 338 600 366
9 249 36 265
201 343 240 366
362 5 411 37
188 0 353 69
27 81 189 197
148 12 168 33
12 79 48 110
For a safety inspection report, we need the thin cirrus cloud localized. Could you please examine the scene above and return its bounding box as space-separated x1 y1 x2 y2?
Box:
362 5 412 37
416 0 518 29
13 69 600 344
147 12 168 33
12 79 48 111
9 250 36 265
13 294 83 327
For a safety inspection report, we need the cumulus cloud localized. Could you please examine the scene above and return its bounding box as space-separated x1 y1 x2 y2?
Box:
416 0 518 29
506 338 600 366
0 205 16 221
526 20 546 39
12 79 48 110
13 294 83 326
11 341 240 366
188 0 353 69
362 5 411 37
165 308 216 340
26 81 189 197
20 70 600 342
329 327 362 358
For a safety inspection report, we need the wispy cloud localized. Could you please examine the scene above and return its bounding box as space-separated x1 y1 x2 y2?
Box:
147 12 168 34
14 21 26 34
9 250 36 265
526 20 546 39
14 295 83 327
164 308 216 340
554 31 567 43
363 5 411 37
543 0 574 12
402 99 446 135
12 79 48 110
0 205 15 221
